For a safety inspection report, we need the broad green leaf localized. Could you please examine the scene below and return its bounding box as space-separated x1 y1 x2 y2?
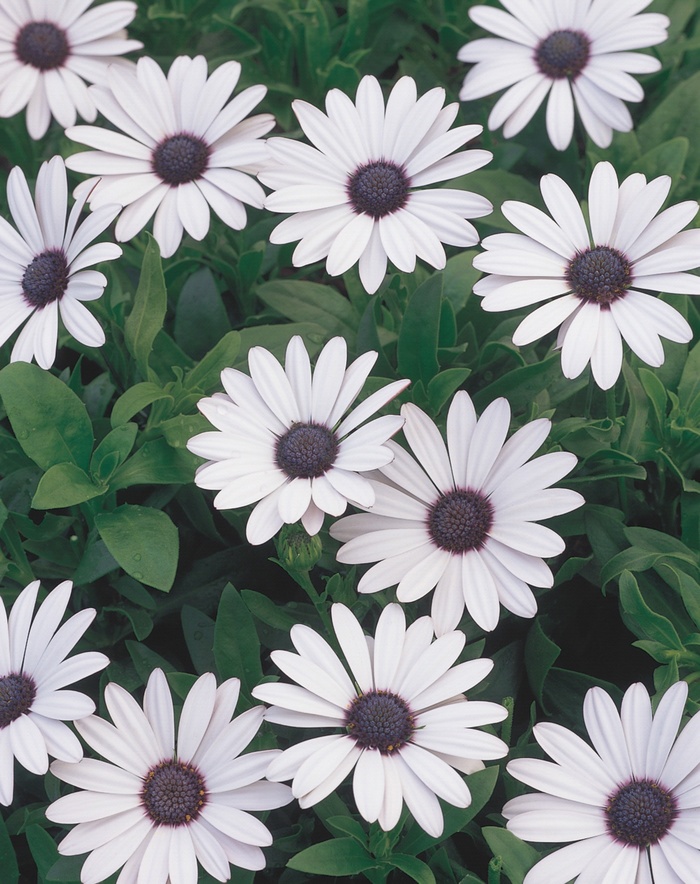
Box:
256 280 359 341
678 339 700 415
73 539 118 586
0 813 18 884
658 564 700 631
96 505 178 591
633 138 688 192
214 583 263 693
236 322 326 367
174 267 230 359
639 368 667 434
241 589 301 631
482 828 539 884
32 463 106 509
397 274 442 383
473 355 562 411
427 368 471 414
126 639 175 684
389 854 436 884
110 382 173 428
0 362 94 470
618 570 684 652
26 824 59 880
185 330 241 393
124 235 168 380
443 250 480 313
287 837 378 875
524 618 560 710
90 423 138 481
181 604 216 674
110 439 196 490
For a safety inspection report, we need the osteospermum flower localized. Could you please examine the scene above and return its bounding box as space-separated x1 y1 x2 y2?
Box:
331 392 584 635
252 603 508 837
0 155 121 369
187 335 410 544
0 579 108 805
473 161 700 389
458 0 669 150
46 669 293 883
65 55 274 258
260 74 492 294
504 681 700 883
0 0 142 140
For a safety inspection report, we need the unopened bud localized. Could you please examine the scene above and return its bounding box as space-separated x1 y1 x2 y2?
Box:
276 523 323 571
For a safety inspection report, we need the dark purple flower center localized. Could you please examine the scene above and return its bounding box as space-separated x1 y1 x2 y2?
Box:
15 21 70 71
141 760 207 826
535 29 591 80
21 249 69 309
606 779 677 847
275 423 339 479
428 489 494 554
567 245 632 307
152 134 210 185
0 673 36 728
348 161 410 218
346 690 414 754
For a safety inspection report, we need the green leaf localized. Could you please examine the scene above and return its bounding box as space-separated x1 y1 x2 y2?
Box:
678 338 700 414
658 564 700 631
639 368 667 434
618 570 684 652
287 838 377 875
0 812 18 884
397 273 442 383
181 605 216 674
32 463 106 509
241 589 300 631
482 828 539 884
256 280 359 341
90 423 138 481
174 267 230 359
524 618 560 710
110 382 173 428
236 322 326 366
110 439 196 490
185 331 241 393
214 583 263 693
427 368 471 414
124 235 168 380
26 824 59 880
633 138 689 191
389 854 436 884
95 504 178 591
0 362 94 470
473 355 562 411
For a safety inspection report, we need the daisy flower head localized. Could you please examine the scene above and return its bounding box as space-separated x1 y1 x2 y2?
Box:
252 602 508 837
46 669 293 883
186 335 410 545
504 681 700 883
260 74 493 294
457 0 669 150
0 155 121 369
0 0 142 140
0 579 108 806
473 161 700 390
64 54 275 258
331 391 584 635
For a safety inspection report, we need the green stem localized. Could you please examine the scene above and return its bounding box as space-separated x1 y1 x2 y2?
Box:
606 384 628 510
280 562 334 638
488 856 503 884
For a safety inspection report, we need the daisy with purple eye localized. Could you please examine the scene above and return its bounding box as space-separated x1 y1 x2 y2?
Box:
0 579 108 806
330 391 583 635
65 55 274 258
0 0 142 140
0 155 121 369
473 161 700 389
458 0 669 150
252 603 508 838
504 681 700 883
46 669 293 883
260 74 492 294
186 335 410 545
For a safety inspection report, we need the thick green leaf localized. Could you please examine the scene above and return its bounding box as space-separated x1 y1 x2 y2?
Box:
90 423 138 481
174 267 230 358
185 331 241 393
110 382 173 428
427 368 471 414
389 854 436 884
0 362 94 470
287 838 377 875
619 570 684 652
181 604 216 674
482 828 539 884
26 824 59 880
32 463 106 509
397 274 442 383
0 813 18 884
95 505 178 591
524 618 560 710
214 583 263 693
110 439 196 490
124 235 168 380
473 355 562 411
256 280 359 341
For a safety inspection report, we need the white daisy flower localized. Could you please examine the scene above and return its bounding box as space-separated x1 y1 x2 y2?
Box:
186 335 410 545
0 155 121 369
252 602 508 837
0 579 108 806
260 74 492 294
473 161 700 390
0 0 142 140
46 669 293 883
65 54 274 258
458 0 669 150
504 681 700 883
330 392 584 635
